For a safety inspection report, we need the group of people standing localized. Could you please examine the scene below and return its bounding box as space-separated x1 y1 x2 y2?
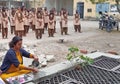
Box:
0 7 81 39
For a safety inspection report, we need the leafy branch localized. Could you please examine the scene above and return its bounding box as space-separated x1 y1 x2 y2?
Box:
66 46 94 67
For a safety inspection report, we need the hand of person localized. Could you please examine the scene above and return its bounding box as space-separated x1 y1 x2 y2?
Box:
33 55 39 61
31 68 39 73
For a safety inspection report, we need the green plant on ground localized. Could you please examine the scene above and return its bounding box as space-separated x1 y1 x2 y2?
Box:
66 46 94 67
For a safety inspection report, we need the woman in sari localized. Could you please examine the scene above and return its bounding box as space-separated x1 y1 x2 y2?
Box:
0 36 38 81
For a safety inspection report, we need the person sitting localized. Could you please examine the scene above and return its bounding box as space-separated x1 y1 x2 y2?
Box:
0 36 39 81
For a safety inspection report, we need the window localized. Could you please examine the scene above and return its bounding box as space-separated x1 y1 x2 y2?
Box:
87 9 92 12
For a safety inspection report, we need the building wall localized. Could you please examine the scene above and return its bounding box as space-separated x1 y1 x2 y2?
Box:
30 0 45 8
4 0 117 18
74 0 119 18
56 0 73 15
0 1 23 8
44 0 73 15
44 0 55 9
74 0 96 18
0 1 7 8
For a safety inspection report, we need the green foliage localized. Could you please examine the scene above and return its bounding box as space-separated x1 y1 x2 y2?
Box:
80 55 94 66
68 46 79 53
90 0 96 4
98 0 106 3
66 47 94 67
66 53 73 60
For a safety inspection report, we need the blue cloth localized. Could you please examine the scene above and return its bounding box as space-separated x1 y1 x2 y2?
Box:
0 48 30 73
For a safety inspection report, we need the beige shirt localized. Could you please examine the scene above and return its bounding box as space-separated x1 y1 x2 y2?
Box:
32 14 35 25
35 18 44 29
2 17 8 28
29 12 33 23
74 15 80 25
10 15 15 26
44 11 49 23
15 11 24 31
48 19 54 29
23 11 29 26
62 16 68 27
23 17 29 26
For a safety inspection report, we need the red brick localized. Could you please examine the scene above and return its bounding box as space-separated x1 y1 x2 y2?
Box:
80 50 88 54
107 51 119 55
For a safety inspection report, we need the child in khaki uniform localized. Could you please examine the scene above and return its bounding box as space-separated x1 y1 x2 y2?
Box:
54 10 57 33
29 10 33 30
10 9 15 34
52 8 57 33
59 8 64 30
61 12 68 35
44 7 49 30
2 8 8 39
74 11 81 33
23 9 29 36
15 7 24 38
32 10 36 31
48 13 55 37
35 11 44 39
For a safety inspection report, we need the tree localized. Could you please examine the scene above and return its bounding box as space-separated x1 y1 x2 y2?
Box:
89 0 120 13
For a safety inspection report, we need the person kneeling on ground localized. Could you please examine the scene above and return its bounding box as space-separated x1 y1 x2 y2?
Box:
0 36 39 81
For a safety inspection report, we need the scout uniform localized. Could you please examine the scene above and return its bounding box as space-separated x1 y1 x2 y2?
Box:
29 11 33 30
15 10 24 38
2 11 8 39
48 14 55 37
35 12 44 39
10 11 15 34
54 11 57 33
60 10 63 29
61 13 68 35
23 10 29 36
32 12 35 31
44 10 49 30
74 13 81 32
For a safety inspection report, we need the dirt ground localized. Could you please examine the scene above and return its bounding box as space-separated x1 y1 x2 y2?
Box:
0 19 120 67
